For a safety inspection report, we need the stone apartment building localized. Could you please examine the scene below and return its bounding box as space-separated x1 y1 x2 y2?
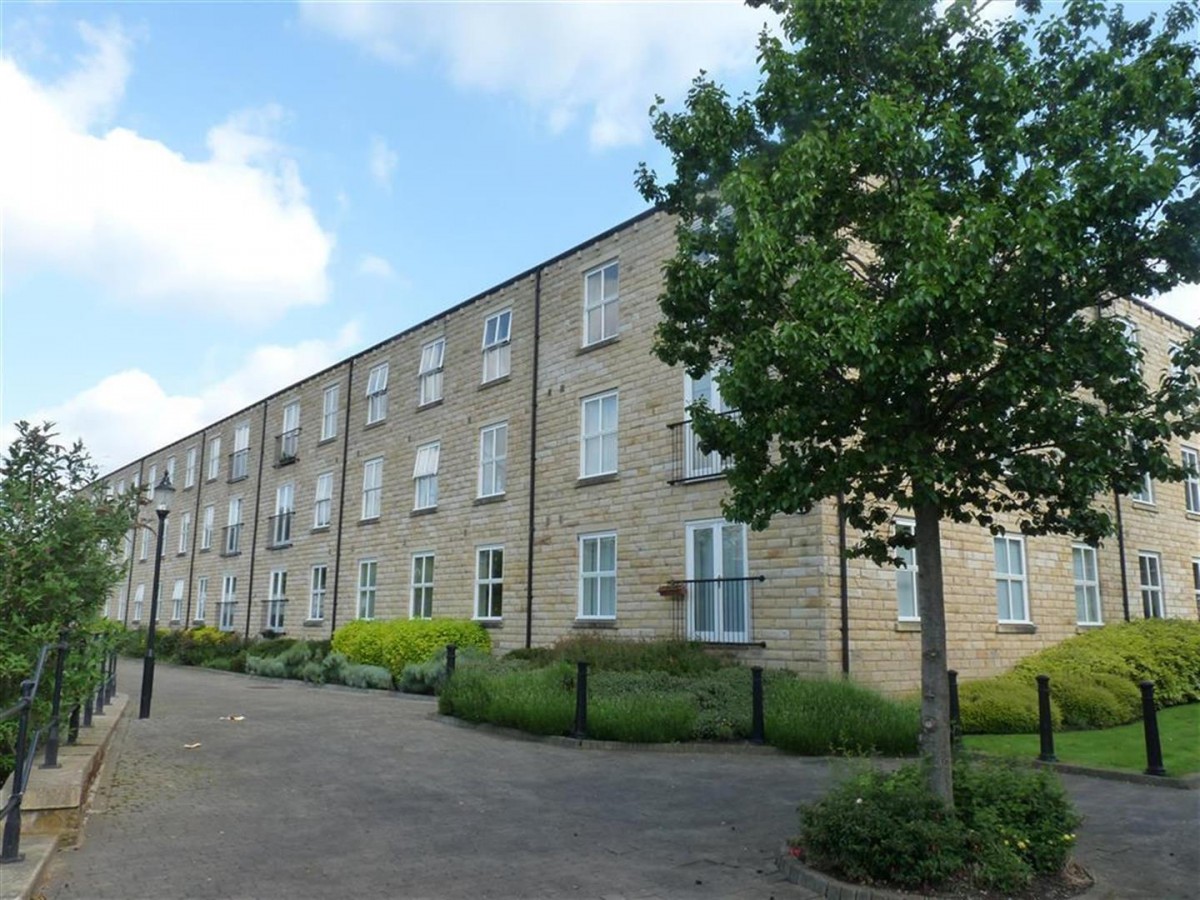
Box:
100 209 1200 693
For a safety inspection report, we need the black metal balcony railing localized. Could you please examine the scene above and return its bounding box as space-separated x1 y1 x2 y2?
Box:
228 448 249 482
275 429 300 466
667 416 733 485
268 512 293 548
665 575 764 645
220 523 243 557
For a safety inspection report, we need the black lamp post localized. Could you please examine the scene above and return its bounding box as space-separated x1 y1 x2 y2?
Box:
139 471 174 719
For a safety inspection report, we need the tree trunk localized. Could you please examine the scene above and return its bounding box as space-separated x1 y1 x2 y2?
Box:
914 497 954 810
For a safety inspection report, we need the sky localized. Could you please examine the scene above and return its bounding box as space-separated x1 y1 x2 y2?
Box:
2 0 1197 474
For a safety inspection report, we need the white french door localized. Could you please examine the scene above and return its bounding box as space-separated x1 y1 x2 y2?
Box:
685 519 749 643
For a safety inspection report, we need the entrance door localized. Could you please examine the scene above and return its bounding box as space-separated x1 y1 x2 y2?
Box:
685 519 748 642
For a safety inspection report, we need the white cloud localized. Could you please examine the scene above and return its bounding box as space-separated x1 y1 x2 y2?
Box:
369 135 397 190
6 323 364 472
0 21 334 324
357 254 395 279
300 2 775 149
1145 283 1200 328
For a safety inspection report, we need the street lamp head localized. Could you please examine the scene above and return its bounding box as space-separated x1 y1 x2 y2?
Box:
155 471 175 513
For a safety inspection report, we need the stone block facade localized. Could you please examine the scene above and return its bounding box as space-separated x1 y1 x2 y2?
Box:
101 210 1200 694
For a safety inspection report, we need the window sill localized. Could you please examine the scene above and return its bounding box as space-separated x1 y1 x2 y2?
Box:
577 335 620 355
474 618 503 628
267 542 293 551
1075 622 1104 633
576 472 619 487
996 622 1037 634
219 551 242 559
192 619 206 626
1130 500 1157 511
227 475 248 485
358 517 380 526
199 547 211 554
303 619 325 628
182 485 195 492
364 419 387 431
317 436 338 447
130 619 141 626
274 457 298 469
1186 511 1200 521
473 494 506 506
169 619 182 626
479 374 511 390
205 477 218 485
573 619 617 629
417 398 444 412
894 620 921 632
411 507 437 518
176 552 188 558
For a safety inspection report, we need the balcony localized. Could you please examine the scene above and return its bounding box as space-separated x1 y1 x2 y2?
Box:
667 416 733 485
664 575 764 645
275 429 300 467
228 448 250 482
220 523 243 557
268 512 294 549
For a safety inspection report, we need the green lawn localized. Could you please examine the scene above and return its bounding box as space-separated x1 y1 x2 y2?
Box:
964 703 1200 776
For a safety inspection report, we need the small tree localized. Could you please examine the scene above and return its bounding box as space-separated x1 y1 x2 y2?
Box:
637 0 1200 806
0 422 137 774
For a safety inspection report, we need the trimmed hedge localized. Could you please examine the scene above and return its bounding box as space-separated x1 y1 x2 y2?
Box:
332 618 491 678
959 677 1060 735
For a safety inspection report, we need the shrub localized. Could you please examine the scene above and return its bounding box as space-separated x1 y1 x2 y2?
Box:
332 619 491 677
959 677 1062 735
767 677 920 755
116 628 147 657
250 637 298 658
399 646 490 695
1049 671 1141 729
176 627 242 666
201 657 233 672
299 660 325 684
527 635 726 675
229 650 247 674
245 655 287 678
322 651 350 685
589 693 696 743
439 661 573 735
155 629 182 660
341 663 394 691
796 758 1080 893
1012 619 1200 707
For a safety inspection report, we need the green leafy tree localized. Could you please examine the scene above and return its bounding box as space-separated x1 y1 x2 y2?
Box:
637 0 1200 806
0 422 138 774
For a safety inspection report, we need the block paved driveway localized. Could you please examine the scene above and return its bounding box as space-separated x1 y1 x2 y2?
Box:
39 661 1200 900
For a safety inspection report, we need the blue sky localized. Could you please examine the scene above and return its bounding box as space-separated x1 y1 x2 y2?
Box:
2 1 1197 472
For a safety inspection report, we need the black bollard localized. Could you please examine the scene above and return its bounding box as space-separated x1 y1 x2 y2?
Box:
948 670 961 746
67 704 80 744
107 650 117 701
445 644 457 678
1140 681 1167 777
95 639 107 714
42 630 69 769
749 666 765 745
0 681 34 864
1036 674 1056 763
572 661 589 739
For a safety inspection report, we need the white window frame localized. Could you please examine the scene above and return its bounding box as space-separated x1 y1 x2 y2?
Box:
132 584 145 622
195 576 208 622
185 447 197 488
1072 543 1102 625
207 436 221 481
219 575 237 631
268 569 287 631
171 579 185 622
357 559 377 620
166 456 176 486
478 423 507 498
475 546 504 620
314 472 334 529
583 260 619 346
366 363 389 425
147 465 157 501
1138 551 1165 618
362 457 383 520
894 518 919 622
419 338 446 406
273 482 295 546
413 442 440 510
481 309 512 383
201 505 214 551
279 401 301 462
178 510 191 555
411 552 434 619
231 423 251 481
309 565 327 621
1182 446 1200 514
994 534 1029 623
321 384 339 441
580 390 619 477
1132 471 1155 505
578 533 617 620
1192 558 1200 615
140 525 150 561
116 586 127 622
226 497 243 555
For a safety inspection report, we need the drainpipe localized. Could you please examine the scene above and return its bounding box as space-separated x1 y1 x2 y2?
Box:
183 433 207 625
244 401 269 640
525 270 542 649
124 458 146 625
837 492 850 675
331 358 356 633
1113 490 1131 621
